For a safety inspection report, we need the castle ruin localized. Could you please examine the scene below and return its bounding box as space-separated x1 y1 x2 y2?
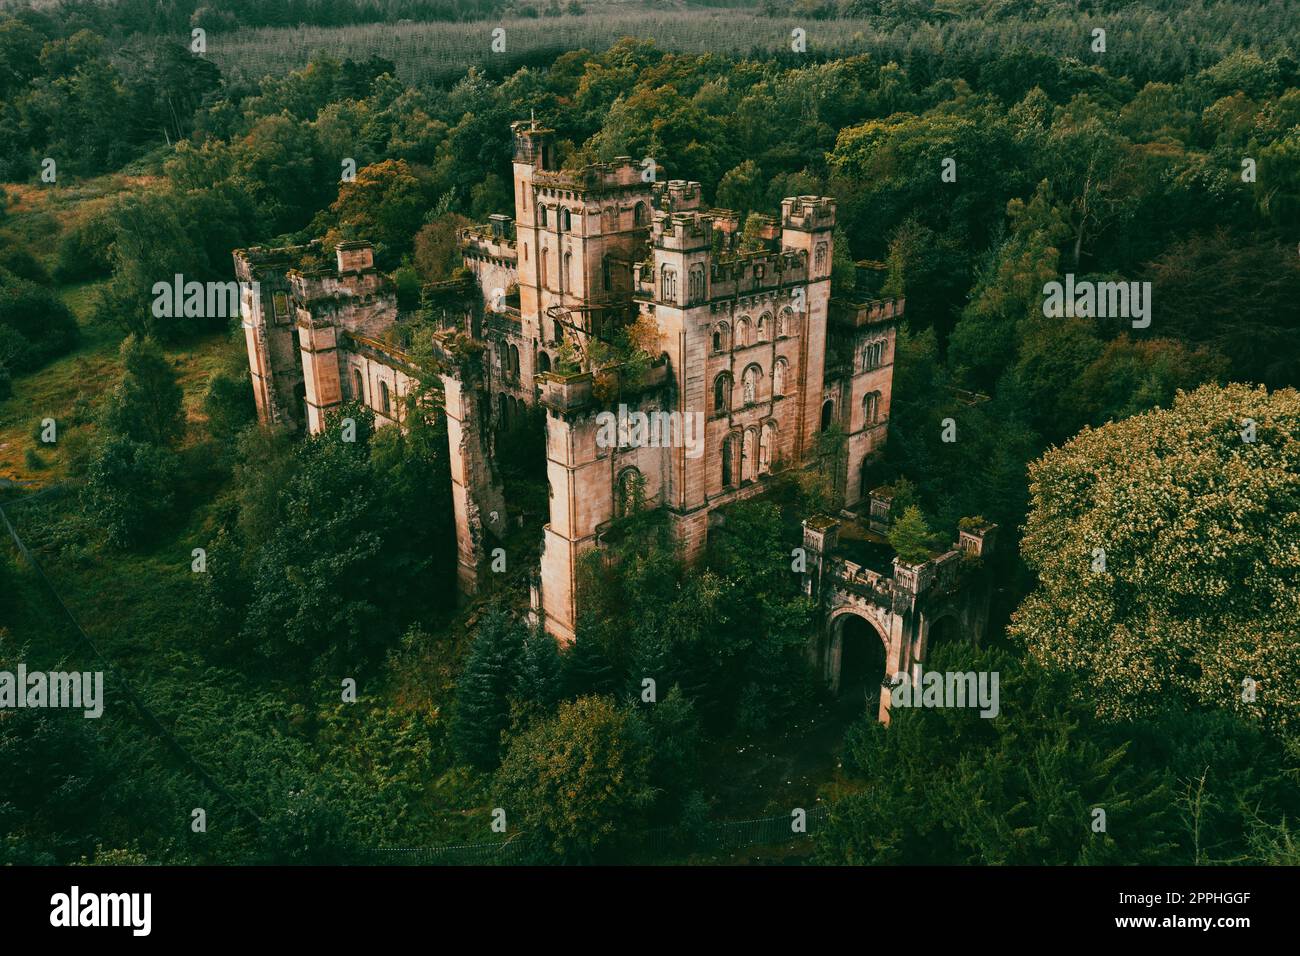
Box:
234 118 995 721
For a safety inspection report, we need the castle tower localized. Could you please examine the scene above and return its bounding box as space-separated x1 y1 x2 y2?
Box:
641 204 716 563
535 365 673 643
234 245 311 429
293 242 396 434
510 118 653 379
511 118 555 352
836 297 901 507
779 196 836 458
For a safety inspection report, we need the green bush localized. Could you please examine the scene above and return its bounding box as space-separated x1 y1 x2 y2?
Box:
80 434 180 548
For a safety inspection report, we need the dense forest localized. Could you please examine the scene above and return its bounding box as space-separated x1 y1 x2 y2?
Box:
0 0 1297 864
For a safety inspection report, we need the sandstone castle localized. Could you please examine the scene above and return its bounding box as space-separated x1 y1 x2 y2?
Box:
234 119 995 719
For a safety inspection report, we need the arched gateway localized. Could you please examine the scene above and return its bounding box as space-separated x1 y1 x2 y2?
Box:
801 508 998 723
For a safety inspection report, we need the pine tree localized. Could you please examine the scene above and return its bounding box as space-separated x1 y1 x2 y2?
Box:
514 627 563 718
888 504 941 564
451 606 525 770
562 637 617 700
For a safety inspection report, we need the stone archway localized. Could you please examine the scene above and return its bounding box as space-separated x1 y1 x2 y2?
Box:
826 608 889 710
918 611 963 670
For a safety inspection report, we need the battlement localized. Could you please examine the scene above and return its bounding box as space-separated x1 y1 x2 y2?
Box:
460 221 518 260
654 179 703 213
829 297 906 329
532 158 648 193
335 240 375 274
651 209 716 251
806 513 998 600
287 268 389 307
781 195 836 231
512 118 557 169
232 241 317 281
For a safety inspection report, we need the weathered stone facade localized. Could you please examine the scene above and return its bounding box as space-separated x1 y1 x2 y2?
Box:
802 507 998 723
235 118 990 720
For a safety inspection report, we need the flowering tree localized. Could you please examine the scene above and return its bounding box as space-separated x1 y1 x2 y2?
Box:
1011 383 1300 734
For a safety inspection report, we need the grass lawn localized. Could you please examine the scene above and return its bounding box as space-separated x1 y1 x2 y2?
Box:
0 281 236 484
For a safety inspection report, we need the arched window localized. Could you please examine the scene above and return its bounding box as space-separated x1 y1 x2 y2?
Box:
498 392 508 423
380 380 391 416
721 435 734 487
616 467 643 518
742 364 761 405
821 399 834 431
689 266 704 302
711 322 729 353
352 368 364 402
863 340 884 371
560 208 571 231
537 351 551 373
757 312 771 341
661 267 677 301
814 242 827 275
540 205 548 228
713 373 731 414
633 201 647 227
736 317 751 347
863 391 881 425
509 344 520 378
778 307 792 337
760 421 776 474
742 428 757 482
602 256 611 292
773 358 788 397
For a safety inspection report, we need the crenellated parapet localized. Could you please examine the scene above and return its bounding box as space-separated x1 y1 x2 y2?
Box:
781 195 836 231
802 513 999 722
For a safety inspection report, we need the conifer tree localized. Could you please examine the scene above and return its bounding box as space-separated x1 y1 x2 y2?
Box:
514 627 563 719
452 606 525 770
561 636 618 700
888 504 941 564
